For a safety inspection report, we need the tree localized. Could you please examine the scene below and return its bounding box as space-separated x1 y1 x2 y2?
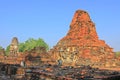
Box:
115 51 120 58
5 45 10 56
0 46 5 56
6 38 49 54
19 38 49 52
19 43 25 52
0 46 3 50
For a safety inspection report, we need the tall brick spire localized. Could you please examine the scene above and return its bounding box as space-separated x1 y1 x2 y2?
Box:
49 10 115 67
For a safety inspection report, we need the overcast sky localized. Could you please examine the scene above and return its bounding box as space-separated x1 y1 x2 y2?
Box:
0 0 120 51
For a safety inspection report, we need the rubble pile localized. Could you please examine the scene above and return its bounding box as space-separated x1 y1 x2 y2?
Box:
0 63 22 80
0 63 120 80
26 65 120 80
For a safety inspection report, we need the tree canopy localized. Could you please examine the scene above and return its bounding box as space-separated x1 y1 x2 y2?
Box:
19 38 49 52
115 51 120 58
0 46 3 50
6 38 49 53
5 45 10 55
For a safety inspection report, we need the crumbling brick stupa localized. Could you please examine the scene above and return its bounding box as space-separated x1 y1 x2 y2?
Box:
49 10 116 67
10 37 19 55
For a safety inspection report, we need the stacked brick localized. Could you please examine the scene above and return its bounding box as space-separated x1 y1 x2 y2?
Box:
49 10 115 67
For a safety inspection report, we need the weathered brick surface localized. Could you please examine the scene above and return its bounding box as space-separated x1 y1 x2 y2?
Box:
49 10 115 67
9 37 19 55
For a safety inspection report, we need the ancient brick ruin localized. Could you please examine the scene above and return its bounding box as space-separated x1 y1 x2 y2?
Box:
9 37 19 55
49 10 116 67
0 10 120 80
0 48 5 56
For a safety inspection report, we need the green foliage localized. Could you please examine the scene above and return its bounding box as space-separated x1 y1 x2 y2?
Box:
5 45 10 56
19 38 49 52
0 46 3 50
19 43 25 52
5 38 49 54
115 51 120 58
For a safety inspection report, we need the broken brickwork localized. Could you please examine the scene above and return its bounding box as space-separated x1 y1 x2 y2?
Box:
9 37 19 55
49 10 115 67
